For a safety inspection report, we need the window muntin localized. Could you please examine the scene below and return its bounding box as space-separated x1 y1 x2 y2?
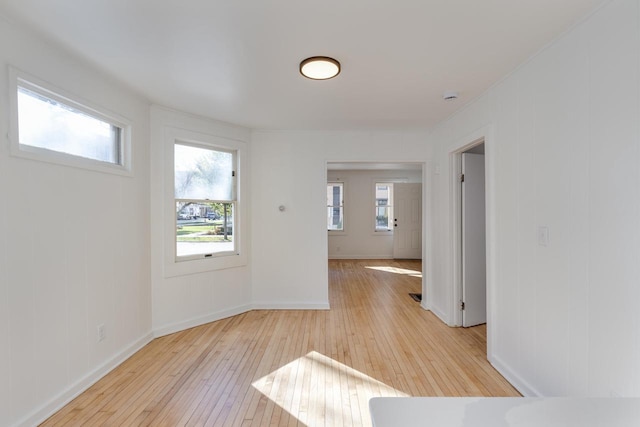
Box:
174 142 236 259
327 182 344 231
375 183 393 232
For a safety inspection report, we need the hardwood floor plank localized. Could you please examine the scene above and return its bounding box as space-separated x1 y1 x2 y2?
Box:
40 259 519 426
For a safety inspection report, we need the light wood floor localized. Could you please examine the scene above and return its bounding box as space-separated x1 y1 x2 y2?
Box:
42 259 519 426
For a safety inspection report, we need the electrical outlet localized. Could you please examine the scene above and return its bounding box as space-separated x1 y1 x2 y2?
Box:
97 324 106 342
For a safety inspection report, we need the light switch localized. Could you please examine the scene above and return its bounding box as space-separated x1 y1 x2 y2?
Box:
537 226 549 246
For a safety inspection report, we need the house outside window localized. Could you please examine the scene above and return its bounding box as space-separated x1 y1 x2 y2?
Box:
327 182 344 231
174 142 236 260
375 183 393 232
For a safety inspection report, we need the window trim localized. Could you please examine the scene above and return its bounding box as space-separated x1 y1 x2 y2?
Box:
174 141 237 261
8 67 132 176
327 181 346 234
163 126 247 277
374 182 394 235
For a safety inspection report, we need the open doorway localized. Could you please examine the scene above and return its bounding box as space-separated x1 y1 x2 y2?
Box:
326 163 423 260
326 162 426 305
452 141 487 327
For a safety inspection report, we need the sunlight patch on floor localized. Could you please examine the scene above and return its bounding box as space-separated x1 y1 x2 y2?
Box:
365 265 422 278
252 351 408 426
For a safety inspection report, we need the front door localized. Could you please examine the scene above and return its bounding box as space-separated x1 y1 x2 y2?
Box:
393 183 422 259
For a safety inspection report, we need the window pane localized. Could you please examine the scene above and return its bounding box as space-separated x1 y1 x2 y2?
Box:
326 183 343 207
376 184 390 203
176 201 234 257
375 183 393 232
17 86 121 164
376 206 391 230
327 182 344 231
175 144 234 200
327 206 343 231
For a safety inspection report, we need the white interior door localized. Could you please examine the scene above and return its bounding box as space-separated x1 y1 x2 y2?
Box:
462 153 486 327
393 183 422 259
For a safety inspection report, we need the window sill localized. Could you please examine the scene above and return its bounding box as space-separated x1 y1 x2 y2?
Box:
10 144 133 177
164 251 247 277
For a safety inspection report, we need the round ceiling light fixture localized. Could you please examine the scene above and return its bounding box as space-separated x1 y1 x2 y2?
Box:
300 56 341 80
443 90 459 101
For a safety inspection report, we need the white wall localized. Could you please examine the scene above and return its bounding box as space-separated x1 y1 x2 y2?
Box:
430 0 640 397
327 169 422 259
0 16 152 426
150 106 253 336
251 131 431 308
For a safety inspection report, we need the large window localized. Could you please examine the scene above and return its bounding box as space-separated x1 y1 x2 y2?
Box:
174 142 236 260
327 182 344 231
375 183 393 232
10 68 130 173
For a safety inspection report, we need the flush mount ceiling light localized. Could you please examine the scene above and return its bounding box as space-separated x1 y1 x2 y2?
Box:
299 56 341 80
443 90 459 101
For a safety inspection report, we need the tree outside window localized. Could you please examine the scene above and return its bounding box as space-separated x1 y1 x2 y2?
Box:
174 142 236 259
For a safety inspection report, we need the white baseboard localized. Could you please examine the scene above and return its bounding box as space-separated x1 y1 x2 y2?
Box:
489 353 540 397
18 332 154 427
328 255 393 259
153 304 253 338
428 304 451 326
153 302 332 337
252 302 330 310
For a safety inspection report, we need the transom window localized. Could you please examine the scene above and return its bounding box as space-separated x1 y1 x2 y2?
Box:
10 68 130 174
17 86 123 164
375 183 393 232
327 182 344 231
174 142 236 260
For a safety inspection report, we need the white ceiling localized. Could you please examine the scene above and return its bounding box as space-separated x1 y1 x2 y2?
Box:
0 0 606 130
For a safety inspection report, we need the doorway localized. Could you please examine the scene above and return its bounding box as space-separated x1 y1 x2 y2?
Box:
326 162 427 305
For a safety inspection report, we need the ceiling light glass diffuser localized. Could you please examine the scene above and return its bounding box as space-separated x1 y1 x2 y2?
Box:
300 56 341 80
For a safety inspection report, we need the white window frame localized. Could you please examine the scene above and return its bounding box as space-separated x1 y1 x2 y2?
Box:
164 126 246 277
8 67 132 176
174 141 237 261
374 182 394 234
327 181 345 234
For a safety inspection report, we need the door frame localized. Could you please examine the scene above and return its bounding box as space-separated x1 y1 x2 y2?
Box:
449 125 496 355
324 161 431 311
